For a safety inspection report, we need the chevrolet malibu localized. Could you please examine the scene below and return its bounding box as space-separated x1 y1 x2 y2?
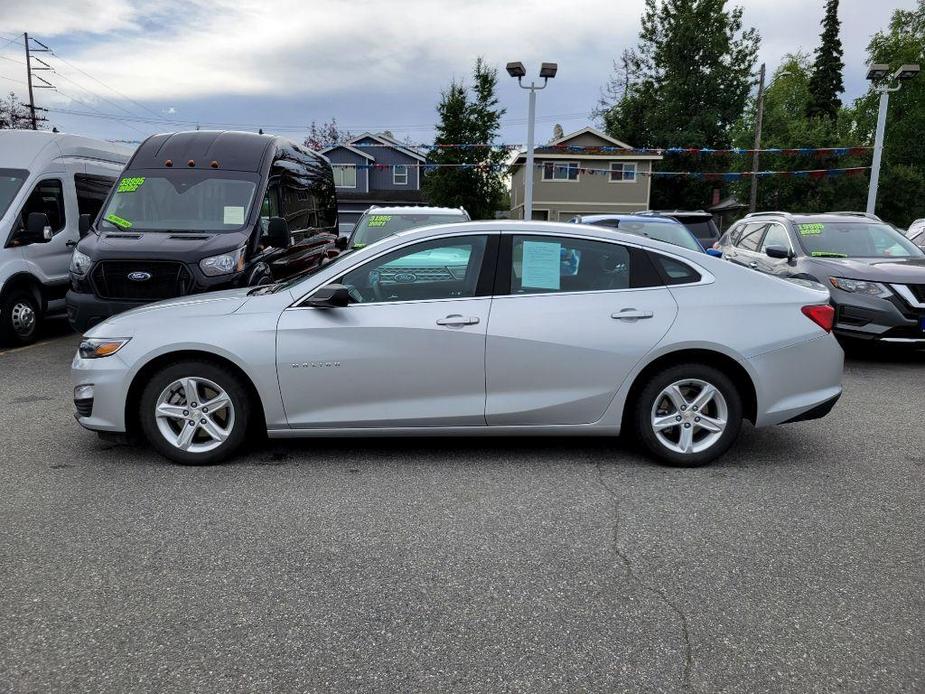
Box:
72 221 844 467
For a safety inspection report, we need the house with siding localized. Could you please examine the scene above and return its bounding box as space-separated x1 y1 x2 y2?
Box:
509 127 663 221
322 132 427 233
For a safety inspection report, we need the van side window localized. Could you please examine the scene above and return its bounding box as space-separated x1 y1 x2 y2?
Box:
75 174 116 220
19 179 65 235
260 182 280 234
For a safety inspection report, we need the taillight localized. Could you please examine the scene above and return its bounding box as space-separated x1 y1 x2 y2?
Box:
801 304 835 332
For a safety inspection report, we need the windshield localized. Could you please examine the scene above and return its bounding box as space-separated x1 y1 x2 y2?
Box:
591 219 703 252
0 169 28 219
351 213 465 247
99 171 258 232
796 221 922 258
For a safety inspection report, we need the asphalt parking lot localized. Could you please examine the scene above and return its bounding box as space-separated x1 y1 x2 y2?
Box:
0 326 922 693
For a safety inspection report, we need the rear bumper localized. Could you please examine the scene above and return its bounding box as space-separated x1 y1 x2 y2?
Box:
780 391 841 424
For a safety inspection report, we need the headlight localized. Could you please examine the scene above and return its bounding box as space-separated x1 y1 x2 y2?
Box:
199 247 246 276
70 249 92 275
78 338 131 359
828 277 891 298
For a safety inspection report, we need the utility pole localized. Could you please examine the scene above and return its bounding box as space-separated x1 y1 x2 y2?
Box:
23 33 53 130
749 62 766 214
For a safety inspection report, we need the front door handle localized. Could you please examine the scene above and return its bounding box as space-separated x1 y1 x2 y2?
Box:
612 309 654 321
748 261 759 269
436 314 480 327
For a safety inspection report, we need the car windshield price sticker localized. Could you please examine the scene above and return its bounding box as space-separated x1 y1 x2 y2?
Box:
223 206 245 225
367 215 392 228
116 177 145 193
521 240 562 290
104 213 133 229
799 223 824 235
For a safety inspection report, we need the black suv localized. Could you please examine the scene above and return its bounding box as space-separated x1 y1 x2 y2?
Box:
635 210 721 249
716 211 925 345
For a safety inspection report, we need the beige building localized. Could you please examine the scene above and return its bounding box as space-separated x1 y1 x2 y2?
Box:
509 127 663 221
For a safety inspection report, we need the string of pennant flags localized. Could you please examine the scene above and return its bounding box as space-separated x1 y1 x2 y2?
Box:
346 162 870 179
324 142 873 156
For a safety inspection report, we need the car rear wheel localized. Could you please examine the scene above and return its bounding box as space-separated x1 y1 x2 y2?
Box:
0 289 41 347
633 363 742 467
139 360 251 465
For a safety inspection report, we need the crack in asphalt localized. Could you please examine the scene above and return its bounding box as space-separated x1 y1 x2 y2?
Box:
593 462 694 691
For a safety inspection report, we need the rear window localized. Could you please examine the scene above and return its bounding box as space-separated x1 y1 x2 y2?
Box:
674 217 719 242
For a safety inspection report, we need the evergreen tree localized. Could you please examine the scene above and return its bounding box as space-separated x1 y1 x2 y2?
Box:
0 92 34 130
423 58 507 220
807 0 845 120
597 0 759 209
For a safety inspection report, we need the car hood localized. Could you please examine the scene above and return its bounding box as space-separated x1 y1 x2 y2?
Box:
808 256 925 283
79 229 249 262
84 287 253 337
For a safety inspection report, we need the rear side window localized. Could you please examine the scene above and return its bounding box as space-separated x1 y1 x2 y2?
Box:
736 223 767 252
650 253 702 285
75 174 116 220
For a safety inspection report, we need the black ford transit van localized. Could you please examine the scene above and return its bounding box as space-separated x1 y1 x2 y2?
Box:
66 130 339 331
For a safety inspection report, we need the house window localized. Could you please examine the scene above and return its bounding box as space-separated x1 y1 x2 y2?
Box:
393 164 409 185
609 162 637 182
332 164 356 188
542 161 579 181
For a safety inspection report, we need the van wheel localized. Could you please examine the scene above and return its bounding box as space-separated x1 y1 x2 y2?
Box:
138 360 251 465
632 363 742 467
0 289 41 346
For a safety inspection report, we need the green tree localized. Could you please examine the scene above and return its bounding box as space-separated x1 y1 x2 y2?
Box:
0 92 33 130
423 58 507 220
807 0 845 120
851 0 925 226
598 0 760 209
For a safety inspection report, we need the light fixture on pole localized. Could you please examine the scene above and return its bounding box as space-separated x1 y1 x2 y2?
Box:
866 63 920 214
749 64 793 213
507 61 557 220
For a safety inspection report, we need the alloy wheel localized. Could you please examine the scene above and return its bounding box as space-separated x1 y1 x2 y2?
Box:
154 376 235 453
650 378 728 455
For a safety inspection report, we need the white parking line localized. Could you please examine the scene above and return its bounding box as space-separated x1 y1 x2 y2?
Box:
0 334 75 357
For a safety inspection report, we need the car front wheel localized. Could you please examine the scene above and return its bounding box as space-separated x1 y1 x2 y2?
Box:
139 360 251 465
633 363 742 467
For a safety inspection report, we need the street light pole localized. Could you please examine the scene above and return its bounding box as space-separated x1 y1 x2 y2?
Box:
507 62 557 221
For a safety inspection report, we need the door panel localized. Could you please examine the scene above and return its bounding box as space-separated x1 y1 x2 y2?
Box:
277 299 490 427
485 288 678 425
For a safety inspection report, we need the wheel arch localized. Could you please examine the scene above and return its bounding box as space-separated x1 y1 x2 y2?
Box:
1 272 45 310
124 349 267 438
620 348 758 430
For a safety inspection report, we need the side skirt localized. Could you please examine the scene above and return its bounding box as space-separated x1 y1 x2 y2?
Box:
267 424 621 439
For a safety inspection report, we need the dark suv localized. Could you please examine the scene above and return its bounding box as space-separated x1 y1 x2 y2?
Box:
635 210 721 249
716 211 925 345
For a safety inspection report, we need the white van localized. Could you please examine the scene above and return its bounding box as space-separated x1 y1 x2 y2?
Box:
0 131 133 345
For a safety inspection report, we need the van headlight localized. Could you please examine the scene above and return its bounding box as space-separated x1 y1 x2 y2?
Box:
828 277 891 298
199 247 246 276
70 249 92 275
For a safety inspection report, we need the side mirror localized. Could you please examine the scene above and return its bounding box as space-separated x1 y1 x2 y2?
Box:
78 214 91 238
334 235 349 250
765 245 792 260
26 212 52 242
305 283 351 308
266 217 291 249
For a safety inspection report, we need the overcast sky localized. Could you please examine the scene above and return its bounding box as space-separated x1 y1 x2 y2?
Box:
0 0 915 145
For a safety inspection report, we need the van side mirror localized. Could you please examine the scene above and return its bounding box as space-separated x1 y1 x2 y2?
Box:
26 212 52 243
305 283 351 308
334 235 349 250
78 214 91 238
266 217 291 249
765 245 792 260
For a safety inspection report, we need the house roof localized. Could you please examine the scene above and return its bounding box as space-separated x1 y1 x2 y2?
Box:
508 126 662 169
348 132 427 162
320 143 375 161
547 126 633 150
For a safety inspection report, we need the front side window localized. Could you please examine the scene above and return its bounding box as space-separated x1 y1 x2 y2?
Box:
542 161 579 181
393 165 408 185
609 162 637 182
100 171 258 232
736 223 767 252
350 212 465 248
333 164 356 188
338 235 488 304
18 179 65 235
508 235 657 294
760 224 791 251
0 168 28 220
795 221 922 258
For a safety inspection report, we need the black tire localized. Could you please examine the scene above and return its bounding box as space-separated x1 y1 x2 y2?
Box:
632 363 743 467
0 289 42 347
138 360 252 465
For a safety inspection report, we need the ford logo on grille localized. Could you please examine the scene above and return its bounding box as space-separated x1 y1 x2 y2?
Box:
127 271 152 282
394 272 417 283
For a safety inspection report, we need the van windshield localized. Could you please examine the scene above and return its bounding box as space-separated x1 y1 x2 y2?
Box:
99 170 259 232
0 169 28 219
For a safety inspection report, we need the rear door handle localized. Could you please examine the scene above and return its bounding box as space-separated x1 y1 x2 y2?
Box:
748 261 759 269
612 309 654 320
436 314 480 326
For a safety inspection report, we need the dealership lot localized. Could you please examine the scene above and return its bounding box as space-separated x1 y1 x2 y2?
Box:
0 331 922 693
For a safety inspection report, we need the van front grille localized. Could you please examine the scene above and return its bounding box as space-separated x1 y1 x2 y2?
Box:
91 261 193 301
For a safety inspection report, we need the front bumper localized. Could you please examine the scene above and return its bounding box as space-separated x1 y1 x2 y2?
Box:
831 291 925 344
71 350 133 433
66 290 144 333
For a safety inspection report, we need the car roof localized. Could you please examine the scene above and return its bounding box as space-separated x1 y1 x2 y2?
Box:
638 210 713 218
576 213 684 225
0 130 133 169
362 205 468 216
741 212 889 225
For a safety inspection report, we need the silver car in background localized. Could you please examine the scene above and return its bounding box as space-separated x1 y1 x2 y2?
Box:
72 221 844 467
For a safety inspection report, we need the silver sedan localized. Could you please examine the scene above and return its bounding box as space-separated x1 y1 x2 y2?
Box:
71 221 844 467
